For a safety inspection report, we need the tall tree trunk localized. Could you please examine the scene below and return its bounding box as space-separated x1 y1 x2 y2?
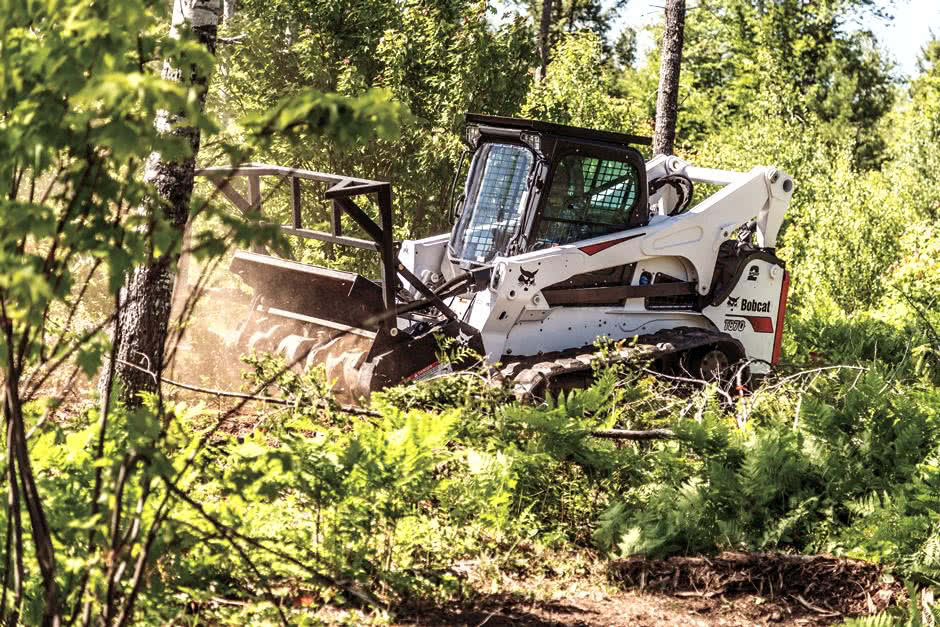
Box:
172 0 237 321
111 0 221 405
536 0 554 82
653 0 686 156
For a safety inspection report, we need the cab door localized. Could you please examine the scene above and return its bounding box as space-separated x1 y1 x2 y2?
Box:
526 142 648 251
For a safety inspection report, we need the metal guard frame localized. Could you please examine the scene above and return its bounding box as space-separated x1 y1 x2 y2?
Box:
194 163 452 332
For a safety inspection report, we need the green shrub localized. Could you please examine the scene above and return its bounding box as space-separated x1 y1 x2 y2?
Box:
596 366 940 580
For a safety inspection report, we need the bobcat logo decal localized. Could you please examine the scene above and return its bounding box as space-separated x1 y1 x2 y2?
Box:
518 267 539 286
726 296 740 309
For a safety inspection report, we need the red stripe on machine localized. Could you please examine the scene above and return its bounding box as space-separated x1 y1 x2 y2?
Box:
579 233 643 256
772 271 790 364
730 315 774 333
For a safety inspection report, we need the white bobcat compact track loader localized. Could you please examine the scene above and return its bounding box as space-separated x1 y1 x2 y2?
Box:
196 114 793 401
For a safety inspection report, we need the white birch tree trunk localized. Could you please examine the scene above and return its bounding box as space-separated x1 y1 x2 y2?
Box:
111 0 221 405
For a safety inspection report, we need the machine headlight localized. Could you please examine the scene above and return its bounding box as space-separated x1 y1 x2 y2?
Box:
520 131 542 153
466 125 481 148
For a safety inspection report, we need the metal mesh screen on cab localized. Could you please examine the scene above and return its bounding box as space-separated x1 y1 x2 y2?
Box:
458 145 532 262
534 155 639 247
579 157 638 220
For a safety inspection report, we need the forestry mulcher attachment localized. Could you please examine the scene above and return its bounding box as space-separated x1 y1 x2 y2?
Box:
196 115 793 401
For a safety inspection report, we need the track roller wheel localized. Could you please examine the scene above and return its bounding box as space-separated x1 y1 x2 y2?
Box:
692 347 730 380
682 343 745 384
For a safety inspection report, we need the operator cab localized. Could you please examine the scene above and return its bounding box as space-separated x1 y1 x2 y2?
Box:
448 114 652 266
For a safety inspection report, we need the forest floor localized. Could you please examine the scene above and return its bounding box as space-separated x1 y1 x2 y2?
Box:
45 371 907 626
388 551 902 627
42 389 902 626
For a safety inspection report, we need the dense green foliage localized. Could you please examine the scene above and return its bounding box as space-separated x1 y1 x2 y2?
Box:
0 0 406 622
1 0 939 623
623 0 897 168
214 0 534 241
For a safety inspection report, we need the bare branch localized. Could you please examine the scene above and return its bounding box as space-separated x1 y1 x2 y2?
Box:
78 289 124 627
2 417 26 626
116 357 380 417
591 428 675 440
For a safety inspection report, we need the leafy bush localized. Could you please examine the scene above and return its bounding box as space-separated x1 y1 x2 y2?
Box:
522 32 644 135
596 366 940 582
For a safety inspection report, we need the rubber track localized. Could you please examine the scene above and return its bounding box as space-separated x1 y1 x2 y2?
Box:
497 326 741 401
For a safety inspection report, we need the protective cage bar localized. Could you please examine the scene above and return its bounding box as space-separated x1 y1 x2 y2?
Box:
194 163 402 329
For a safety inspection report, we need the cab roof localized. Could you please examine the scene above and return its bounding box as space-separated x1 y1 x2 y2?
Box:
465 113 652 149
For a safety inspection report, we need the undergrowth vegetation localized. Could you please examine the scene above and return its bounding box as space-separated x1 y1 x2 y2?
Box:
17 336 936 623
2 0 940 624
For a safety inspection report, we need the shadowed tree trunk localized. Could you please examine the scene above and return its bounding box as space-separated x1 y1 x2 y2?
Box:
111 0 221 405
653 0 686 156
536 0 554 82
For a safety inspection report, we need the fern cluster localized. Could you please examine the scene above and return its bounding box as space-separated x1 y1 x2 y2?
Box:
15 336 937 620
594 364 940 585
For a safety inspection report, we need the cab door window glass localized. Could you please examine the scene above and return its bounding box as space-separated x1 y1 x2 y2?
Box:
533 154 640 247
450 143 533 263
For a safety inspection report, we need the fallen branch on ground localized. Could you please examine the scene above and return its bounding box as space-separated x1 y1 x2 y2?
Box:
590 428 675 440
115 359 381 417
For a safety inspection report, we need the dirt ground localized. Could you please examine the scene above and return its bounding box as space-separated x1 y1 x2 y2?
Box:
401 591 831 626
396 552 903 626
